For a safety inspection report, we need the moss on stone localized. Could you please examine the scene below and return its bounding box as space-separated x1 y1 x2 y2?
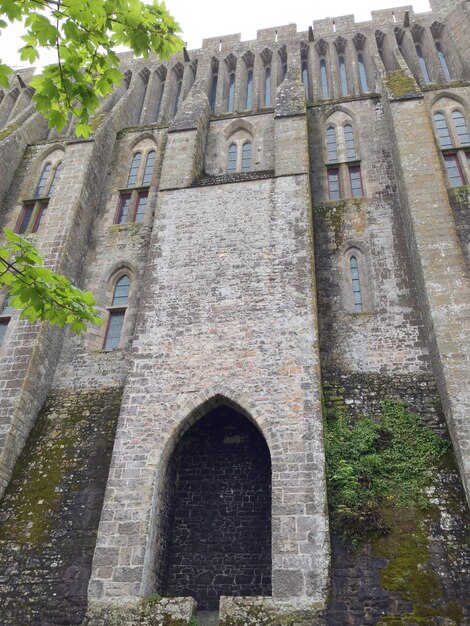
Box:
0 121 22 140
384 71 417 98
316 201 347 247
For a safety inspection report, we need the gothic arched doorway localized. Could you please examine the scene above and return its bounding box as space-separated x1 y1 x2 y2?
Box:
162 403 272 609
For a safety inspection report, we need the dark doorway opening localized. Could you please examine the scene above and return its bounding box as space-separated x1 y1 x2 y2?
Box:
163 404 272 610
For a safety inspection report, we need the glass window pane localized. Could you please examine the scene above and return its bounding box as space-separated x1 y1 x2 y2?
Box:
32 201 48 233
228 72 235 113
416 44 431 83
246 70 253 110
241 142 251 172
16 204 34 234
0 319 8 347
326 126 337 162
227 143 237 173
350 255 363 312
320 59 329 98
443 154 463 186
127 153 142 187
452 111 470 146
48 162 61 196
434 112 452 148
328 169 341 200
116 194 132 224
112 276 130 306
134 192 148 223
358 53 369 92
349 167 363 198
104 311 125 350
344 124 356 159
339 55 348 96
435 42 451 81
142 151 156 186
35 163 51 197
302 61 309 97
264 67 271 107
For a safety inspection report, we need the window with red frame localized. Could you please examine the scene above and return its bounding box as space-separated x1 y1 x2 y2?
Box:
103 275 130 350
328 168 341 200
349 166 363 198
115 150 155 224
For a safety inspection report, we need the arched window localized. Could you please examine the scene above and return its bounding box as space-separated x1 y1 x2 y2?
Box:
227 72 235 113
339 55 348 96
227 143 237 173
48 162 62 196
433 112 452 148
415 44 430 84
246 69 253 110
452 111 470 146
302 60 309 97
357 52 369 92
210 72 218 113
320 59 329 98
173 80 183 116
344 124 357 159
142 150 156 186
104 275 130 350
435 42 451 81
326 126 338 162
34 163 51 198
241 142 251 172
264 67 271 107
127 152 142 187
350 256 363 312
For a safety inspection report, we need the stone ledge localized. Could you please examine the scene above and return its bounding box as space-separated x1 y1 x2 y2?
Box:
219 596 326 626
83 597 197 626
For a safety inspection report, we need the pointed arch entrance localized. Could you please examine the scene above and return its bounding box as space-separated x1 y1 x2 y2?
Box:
161 401 272 610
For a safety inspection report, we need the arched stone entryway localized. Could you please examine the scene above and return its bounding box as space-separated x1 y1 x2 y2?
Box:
162 403 272 610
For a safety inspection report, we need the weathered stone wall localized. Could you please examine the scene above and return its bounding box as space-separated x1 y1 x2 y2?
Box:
0 388 122 625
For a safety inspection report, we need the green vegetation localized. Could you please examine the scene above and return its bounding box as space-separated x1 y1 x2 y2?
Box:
0 0 182 138
0 229 102 333
323 397 448 545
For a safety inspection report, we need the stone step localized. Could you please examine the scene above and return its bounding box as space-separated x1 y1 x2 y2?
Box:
196 610 219 626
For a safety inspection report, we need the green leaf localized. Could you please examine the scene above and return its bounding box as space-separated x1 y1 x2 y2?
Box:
0 62 12 87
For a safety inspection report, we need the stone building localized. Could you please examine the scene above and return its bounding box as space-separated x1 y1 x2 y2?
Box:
0 0 470 624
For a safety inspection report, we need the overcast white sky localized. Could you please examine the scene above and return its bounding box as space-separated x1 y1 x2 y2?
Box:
2 0 431 69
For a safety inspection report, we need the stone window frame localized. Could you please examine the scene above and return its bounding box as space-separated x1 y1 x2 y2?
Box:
102 269 134 351
342 245 374 314
323 109 364 200
0 288 14 349
431 96 470 187
115 144 156 225
14 148 63 235
224 122 254 174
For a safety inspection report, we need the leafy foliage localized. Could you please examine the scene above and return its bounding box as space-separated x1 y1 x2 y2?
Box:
324 398 449 545
0 229 102 333
0 0 182 137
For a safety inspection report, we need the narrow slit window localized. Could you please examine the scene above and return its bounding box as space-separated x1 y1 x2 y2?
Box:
415 44 431 84
48 162 61 196
241 142 251 172
452 111 470 146
320 59 329 98
142 150 156 186
127 153 142 187
228 72 235 113
15 203 35 234
116 193 132 224
35 163 51 197
433 112 453 148
264 67 271 107
134 191 148 223
227 143 237 173
443 153 463 186
173 80 182 116
349 166 363 198
435 42 451 81
339 55 348 96
210 73 218 112
328 168 341 200
344 124 357 160
326 126 338 162
302 60 309 97
246 69 253 109
357 52 369 92
350 255 363 312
